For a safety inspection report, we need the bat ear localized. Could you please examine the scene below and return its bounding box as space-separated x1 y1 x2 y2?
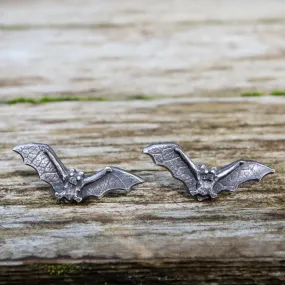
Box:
201 165 208 173
200 165 208 174
211 167 217 173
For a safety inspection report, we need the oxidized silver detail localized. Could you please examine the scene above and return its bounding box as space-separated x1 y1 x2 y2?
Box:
14 143 143 203
143 143 275 200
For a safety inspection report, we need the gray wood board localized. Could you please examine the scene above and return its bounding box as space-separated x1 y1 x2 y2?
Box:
0 98 284 283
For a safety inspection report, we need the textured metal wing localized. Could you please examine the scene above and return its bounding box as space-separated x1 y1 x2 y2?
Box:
143 143 197 193
81 167 143 199
13 143 67 193
214 160 275 194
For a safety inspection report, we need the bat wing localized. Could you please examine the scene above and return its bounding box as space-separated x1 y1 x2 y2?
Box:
13 143 67 193
81 167 143 199
214 160 275 194
143 143 197 193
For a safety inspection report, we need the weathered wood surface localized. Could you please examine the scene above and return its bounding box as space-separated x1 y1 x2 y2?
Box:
0 0 285 284
1 0 285 99
1 97 285 284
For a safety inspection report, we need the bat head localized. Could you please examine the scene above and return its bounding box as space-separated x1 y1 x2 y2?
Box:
68 168 84 186
200 165 217 181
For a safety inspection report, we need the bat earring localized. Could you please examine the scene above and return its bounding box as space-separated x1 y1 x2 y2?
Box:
14 143 143 203
143 143 275 200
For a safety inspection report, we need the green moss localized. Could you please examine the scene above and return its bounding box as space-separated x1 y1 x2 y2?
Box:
39 96 109 103
271 90 285 96
4 95 153 105
35 264 81 276
258 18 285 24
5 95 155 105
0 23 130 31
8 97 38 104
0 24 30 31
241 91 263 97
127 95 153 100
7 96 109 105
39 96 81 103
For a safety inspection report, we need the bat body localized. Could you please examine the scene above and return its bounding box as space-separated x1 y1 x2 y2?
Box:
14 143 143 202
143 143 275 199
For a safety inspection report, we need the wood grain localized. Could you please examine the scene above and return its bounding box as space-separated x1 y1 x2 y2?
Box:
1 0 285 99
0 0 285 283
0 97 285 283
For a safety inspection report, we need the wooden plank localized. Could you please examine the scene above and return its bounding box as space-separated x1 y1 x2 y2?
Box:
1 0 285 283
1 0 285 99
1 259 285 285
0 98 285 283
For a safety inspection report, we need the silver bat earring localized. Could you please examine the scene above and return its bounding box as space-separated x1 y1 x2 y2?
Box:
14 143 143 203
143 143 275 200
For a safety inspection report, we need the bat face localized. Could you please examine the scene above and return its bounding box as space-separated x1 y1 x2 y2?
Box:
200 174 214 181
67 168 85 186
200 171 215 182
196 166 217 197
56 168 85 202
199 165 217 181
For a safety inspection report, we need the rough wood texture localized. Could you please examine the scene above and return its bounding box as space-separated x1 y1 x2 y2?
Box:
1 0 285 99
0 0 285 284
1 97 285 284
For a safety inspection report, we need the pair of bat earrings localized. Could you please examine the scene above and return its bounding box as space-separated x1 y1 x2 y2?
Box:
13 143 275 203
